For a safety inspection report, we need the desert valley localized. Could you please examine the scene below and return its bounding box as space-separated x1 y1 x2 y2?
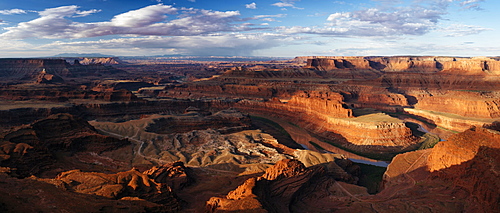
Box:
0 56 498 212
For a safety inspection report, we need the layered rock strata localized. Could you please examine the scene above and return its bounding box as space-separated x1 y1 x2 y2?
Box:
232 97 418 153
305 56 500 74
414 90 500 118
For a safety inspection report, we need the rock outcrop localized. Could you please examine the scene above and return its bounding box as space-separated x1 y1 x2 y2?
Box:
52 168 181 209
206 159 361 212
143 161 194 191
0 172 169 213
78 57 121 65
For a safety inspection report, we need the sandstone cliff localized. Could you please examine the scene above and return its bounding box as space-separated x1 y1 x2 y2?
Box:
232 98 419 154
379 127 500 213
305 56 500 74
414 90 500 118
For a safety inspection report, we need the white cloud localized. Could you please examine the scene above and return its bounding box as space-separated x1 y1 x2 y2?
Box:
439 24 491 37
273 2 294 7
110 4 175 27
246 2 257 9
254 14 286 19
460 0 485 10
39 33 292 56
279 4 446 37
0 9 29 15
37 5 99 17
0 4 250 40
460 0 483 5
271 0 303 9
253 14 286 23
74 9 101 17
261 18 276 22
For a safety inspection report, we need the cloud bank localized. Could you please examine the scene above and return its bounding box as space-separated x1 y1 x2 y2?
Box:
0 4 248 39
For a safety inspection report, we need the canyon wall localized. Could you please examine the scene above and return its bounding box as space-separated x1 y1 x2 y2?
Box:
0 59 70 79
382 127 500 212
0 88 139 102
233 98 418 153
403 108 491 132
305 56 500 74
415 91 500 118
0 59 124 81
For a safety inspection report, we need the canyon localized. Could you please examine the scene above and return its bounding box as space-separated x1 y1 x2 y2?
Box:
0 56 499 212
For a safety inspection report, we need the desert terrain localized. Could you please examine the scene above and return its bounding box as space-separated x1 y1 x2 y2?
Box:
0 56 499 212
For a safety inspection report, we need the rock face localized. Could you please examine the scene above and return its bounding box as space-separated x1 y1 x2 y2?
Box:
143 161 194 191
233 98 418 153
0 87 140 102
305 56 500 74
206 159 361 212
427 127 500 172
404 108 493 132
54 169 178 204
308 58 371 70
35 69 65 84
379 127 500 213
0 144 193 213
414 90 500 118
0 172 169 213
52 167 182 209
0 58 124 82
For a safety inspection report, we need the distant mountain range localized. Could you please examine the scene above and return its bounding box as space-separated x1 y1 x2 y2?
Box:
51 53 116 57
49 53 293 62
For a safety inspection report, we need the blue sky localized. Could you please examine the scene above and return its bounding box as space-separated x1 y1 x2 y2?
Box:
0 0 497 57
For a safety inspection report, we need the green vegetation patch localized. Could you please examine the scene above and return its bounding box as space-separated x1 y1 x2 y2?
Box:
356 163 387 194
418 133 441 150
309 141 325 151
318 137 397 161
250 115 291 138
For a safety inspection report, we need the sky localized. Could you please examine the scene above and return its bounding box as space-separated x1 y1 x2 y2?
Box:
0 0 498 57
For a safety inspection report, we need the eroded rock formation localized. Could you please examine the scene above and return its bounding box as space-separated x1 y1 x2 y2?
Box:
206 159 361 212
0 113 129 177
